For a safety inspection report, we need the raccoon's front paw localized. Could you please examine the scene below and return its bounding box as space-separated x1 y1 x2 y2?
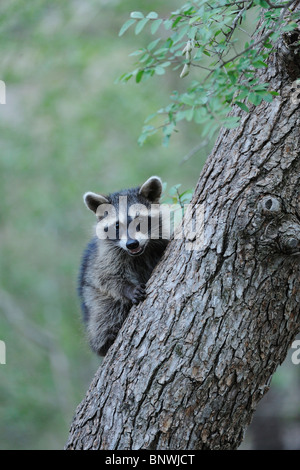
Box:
132 283 147 305
124 283 146 305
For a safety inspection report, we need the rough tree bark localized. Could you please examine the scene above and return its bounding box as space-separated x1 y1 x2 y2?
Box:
65 6 300 450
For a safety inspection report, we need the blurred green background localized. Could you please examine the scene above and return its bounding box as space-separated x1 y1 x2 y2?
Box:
0 0 299 450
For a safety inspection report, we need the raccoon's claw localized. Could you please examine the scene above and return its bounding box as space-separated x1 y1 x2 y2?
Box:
123 283 147 304
131 284 147 305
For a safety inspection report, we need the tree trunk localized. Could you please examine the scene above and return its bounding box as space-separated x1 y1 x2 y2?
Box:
65 9 300 450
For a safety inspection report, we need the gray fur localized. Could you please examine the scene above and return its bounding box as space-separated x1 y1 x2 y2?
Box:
79 177 169 356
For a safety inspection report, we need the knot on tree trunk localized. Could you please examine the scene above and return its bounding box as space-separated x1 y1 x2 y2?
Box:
279 26 300 80
244 194 300 255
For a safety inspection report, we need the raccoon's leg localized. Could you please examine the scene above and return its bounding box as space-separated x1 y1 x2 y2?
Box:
97 277 147 306
122 283 147 305
86 294 130 356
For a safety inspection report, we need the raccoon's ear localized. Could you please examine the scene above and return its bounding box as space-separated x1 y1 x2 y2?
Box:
139 176 163 203
83 192 109 213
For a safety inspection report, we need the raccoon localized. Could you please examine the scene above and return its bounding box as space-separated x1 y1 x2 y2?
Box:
78 176 169 356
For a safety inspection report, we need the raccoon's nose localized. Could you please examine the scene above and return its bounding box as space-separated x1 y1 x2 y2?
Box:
126 239 139 250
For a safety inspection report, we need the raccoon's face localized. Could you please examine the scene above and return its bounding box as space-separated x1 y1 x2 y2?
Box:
105 211 152 256
83 176 165 257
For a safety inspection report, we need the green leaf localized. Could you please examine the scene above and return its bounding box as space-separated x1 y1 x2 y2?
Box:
172 16 183 29
248 93 262 105
179 189 193 204
135 17 149 35
162 134 171 147
175 110 187 122
253 0 269 8
169 184 182 196
155 65 166 75
222 116 240 129
236 87 250 100
130 11 144 19
194 107 208 124
262 93 274 103
136 70 144 83
235 101 249 112
163 122 176 135
116 72 133 83
151 18 162 34
163 19 173 30
138 125 156 146
139 52 151 64
154 47 169 57
201 119 218 138
209 96 222 112
282 22 298 32
138 134 147 146
129 49 144 56
189 16 201 25
185 107 194 121
269 31 281 42
180 93 195 106
146 12 158 19
188 26 198 40
252 83 269 91
144 112 158 123
119 19 136 36
252 60 267 68
176 24 189 41
264 41 273 49
227 70 238 84
147 38 161 51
